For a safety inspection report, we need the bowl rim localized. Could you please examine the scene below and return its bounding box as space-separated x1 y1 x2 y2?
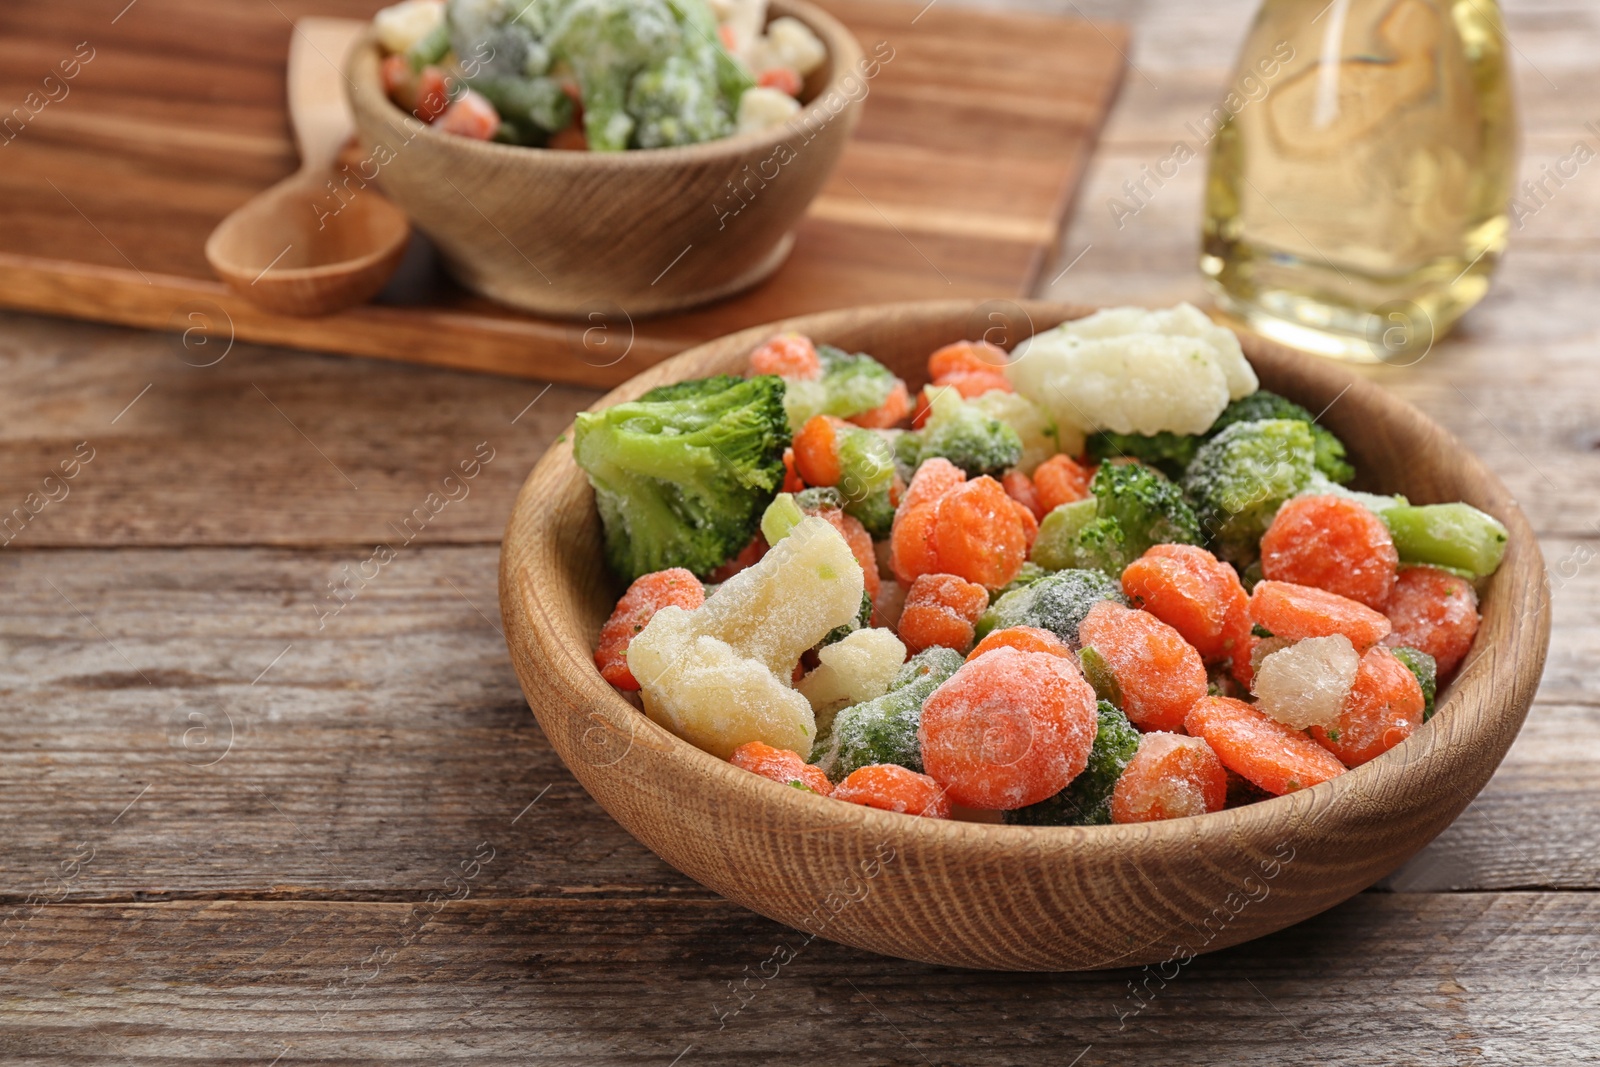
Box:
345 0 868 168
501 298 1550 856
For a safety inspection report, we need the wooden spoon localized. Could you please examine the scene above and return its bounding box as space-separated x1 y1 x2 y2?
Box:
206 18 410 316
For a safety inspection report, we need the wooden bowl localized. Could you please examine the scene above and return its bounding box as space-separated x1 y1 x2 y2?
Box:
499 300 1549 970
345 0 863 320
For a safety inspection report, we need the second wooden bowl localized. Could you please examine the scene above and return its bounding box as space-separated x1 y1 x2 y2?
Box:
345 0 864 319
499 300 1549 970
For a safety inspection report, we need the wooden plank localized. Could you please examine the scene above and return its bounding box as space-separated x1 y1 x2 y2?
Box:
1 545 1593 900
2 893 1598 1063
0 0 1128 385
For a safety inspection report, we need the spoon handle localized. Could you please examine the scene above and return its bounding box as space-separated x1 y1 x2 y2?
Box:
286 17 367 175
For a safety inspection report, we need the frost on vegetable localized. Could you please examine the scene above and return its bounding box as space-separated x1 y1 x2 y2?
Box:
1181 418 1318 564
1004 701 1139 826
833 425 897 536
798 626 907 730
994 561 1050 599
444 0 750 151
1027 464 1200 577
1295 477 1408 518
1209 390 1354 484
627 516 864 757
782 345 901 429
1381 502 1509 579
1252 635 1359 731
1006 303 1258 443
628 53 735 147
967 390 1061 475
1029 499 1097 571
811 647 964 781
975 568 1126 646
629 611 816 758
896 387 1023 479
693 515 866 676
1089 462 1202 560
818 589 873 649
1054 303 1257 397
1390 645 1438 721
573 374 788 581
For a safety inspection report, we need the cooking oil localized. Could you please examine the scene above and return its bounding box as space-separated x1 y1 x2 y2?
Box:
1201 0 1518 363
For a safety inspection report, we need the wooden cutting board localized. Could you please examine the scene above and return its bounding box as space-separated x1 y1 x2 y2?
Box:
0 0 1126 387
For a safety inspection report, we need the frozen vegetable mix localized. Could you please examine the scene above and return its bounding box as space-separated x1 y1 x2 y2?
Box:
371 0 824 147
573 308 1508 828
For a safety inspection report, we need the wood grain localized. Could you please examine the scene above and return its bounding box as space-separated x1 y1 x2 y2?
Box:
0 0 1127 382
1 0 1597 1054
4 894 1599 1064
0 546 1588 903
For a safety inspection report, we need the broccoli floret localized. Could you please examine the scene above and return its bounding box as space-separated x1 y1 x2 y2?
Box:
1005 701 1139 826
897 387 1022 479
1071 516 1131 577
1209 390 1354 484
574 374 789 581
975 569 1126 646
627 52 733 148
834 424 897 538
1090 462 1203 558
969 391 1060 474
471 75 574 138
1181 418 1318 565
448 0 544 81
543 0 738 152
1391 646 1439 721
1032 464 1200 577
783 346 900 428
810 647 964 780
1084 430 1200 479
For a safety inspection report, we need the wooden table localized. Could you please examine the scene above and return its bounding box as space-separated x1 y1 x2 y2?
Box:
3 0 1596 1062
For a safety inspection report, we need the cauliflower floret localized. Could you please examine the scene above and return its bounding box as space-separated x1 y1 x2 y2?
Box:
630 613 817 759
375 0 446 53
1253 635 1360 730
695 516 865 674
1008 303 1259 441
967 389 1065 474
1012 332 1228 439
799 627 907 726
754 15 827 75
1053 303 1257 400
628 516 864 757
736 85 800 134
710 0 767 58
